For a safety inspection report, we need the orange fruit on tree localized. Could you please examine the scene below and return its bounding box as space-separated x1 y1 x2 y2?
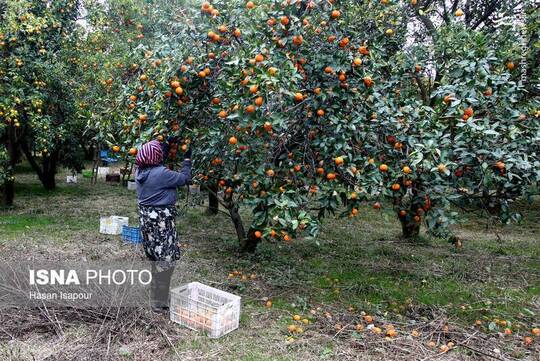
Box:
246 104 256 113
379 164 388 172
281 16 289 25
266 169 275 177
170 80 180 89
128 147 137 156
316 109 325 116
139 74 148 82
331 10 341 19
324 66 334 74
363 76 374 87
334 156 344 166
464 107 474 117
531 328 540 336
326 172 336 180
314 87 322 95
246 1 255 9
129 95 137 102
399 210 407 217
391 183 401 191
249 84 259 94
506 61 515 70
255 53 264 62
175 86 183 95
339 37 349 47
112 145 120 153
373 202 381 210
254 231 262 238
218 110 228 118
267 18 276 26
294 92 303 102
403 166 412 174
292 35 303 46
255 96 264 106
443 94 453 104
228 136 238 145
437 164 447 173
268 67 277 76
263 122 272 132
212 97 221 105
233 28 241 37
353 58 362 66
359 46 369 55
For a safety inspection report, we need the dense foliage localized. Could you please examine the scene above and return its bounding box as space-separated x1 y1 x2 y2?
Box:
0 0 87 204
2 0 538 252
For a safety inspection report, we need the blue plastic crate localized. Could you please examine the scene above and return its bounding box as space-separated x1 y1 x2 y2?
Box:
122 225 142 244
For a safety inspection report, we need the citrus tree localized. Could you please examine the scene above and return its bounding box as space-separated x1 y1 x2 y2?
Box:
0 0 87 206
93 0 539 250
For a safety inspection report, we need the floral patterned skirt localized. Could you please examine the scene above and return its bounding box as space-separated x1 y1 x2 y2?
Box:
138 204 181 271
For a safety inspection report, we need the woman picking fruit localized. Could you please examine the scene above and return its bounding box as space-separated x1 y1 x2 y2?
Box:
135 140 192 313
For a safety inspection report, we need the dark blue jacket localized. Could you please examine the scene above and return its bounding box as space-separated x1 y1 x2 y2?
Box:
135 160 191 206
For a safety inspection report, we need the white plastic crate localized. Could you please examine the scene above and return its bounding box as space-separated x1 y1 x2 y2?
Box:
189 184 201 193
66 175 77 184
127 181 137 190
99 216 129 235
97 167 110 178
170 282 241 338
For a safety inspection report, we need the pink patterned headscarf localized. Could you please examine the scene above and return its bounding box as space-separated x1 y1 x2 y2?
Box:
135 140 163 168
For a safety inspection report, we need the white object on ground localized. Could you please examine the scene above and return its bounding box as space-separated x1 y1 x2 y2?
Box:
170 282 241 339
99 216 129 235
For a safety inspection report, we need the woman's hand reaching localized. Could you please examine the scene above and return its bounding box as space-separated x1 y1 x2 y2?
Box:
184 143 192 160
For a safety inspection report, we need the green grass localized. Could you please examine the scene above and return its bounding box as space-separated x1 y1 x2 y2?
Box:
1 164 539 360
0 214 55 234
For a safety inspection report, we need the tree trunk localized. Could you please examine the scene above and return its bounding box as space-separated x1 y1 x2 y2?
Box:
1 179 14 207
400 217 420 239
40 168 56 190
228 205 259 252
3 124 19 207
20 141 58 190
207 182 219 215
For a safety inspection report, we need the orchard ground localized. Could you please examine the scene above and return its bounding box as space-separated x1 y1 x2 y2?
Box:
0 164 538 361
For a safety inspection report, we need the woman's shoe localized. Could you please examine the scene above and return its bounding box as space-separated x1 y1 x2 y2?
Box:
151 305 169 314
